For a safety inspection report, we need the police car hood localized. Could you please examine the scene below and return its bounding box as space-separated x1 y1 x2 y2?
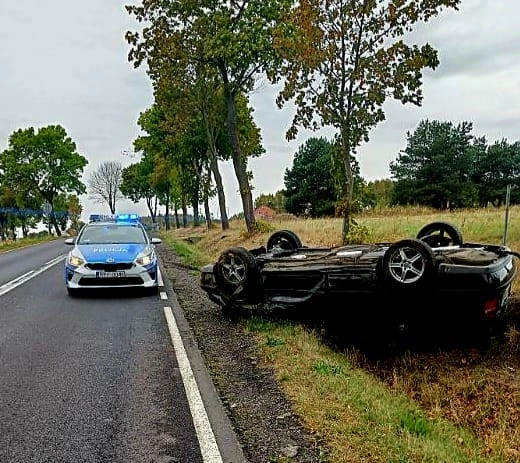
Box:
77 244 148 263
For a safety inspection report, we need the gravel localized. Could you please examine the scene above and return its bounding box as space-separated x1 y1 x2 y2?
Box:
156 243 326 463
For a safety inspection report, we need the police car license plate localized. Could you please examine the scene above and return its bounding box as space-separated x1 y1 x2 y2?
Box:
96 271 126 278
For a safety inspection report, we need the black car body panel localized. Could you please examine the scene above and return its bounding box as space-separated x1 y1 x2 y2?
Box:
200 223 518 328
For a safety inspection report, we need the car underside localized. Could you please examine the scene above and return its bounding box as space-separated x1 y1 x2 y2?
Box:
200 222 518 332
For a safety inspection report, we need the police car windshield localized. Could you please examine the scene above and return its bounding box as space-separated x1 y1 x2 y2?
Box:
77 224 147 245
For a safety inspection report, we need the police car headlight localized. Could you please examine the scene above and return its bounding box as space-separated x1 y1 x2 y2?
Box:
136 250 154 266
68 251 85 267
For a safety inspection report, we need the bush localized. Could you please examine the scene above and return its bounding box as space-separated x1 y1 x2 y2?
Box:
344 222 371 244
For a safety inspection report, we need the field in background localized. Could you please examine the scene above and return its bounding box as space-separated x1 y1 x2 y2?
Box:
162 206 520 462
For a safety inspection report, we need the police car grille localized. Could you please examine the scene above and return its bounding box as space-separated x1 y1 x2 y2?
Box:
85 263 134 271
79 277 143 286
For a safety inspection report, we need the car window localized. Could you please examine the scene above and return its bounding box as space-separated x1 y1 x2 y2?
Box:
77 224 147 244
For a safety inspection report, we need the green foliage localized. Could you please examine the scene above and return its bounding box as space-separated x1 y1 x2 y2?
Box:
272 0 460 239
284 137 337 217
365 179 395 208
254 191 286 212
391 120 478 209
65 194 82 233
471 139 520 207
0 125 87 236
253 220 276 234
126 0 291 233
343 221 371 245
390 120 520 209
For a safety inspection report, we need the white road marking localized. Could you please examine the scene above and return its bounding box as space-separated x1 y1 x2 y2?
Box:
158 268 164 287
0 254 66 297
163 306 223 463
160 291 168 300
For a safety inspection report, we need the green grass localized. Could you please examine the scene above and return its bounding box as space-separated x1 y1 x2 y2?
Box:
251 320 505 463
159 232 209 272
0 235 57 253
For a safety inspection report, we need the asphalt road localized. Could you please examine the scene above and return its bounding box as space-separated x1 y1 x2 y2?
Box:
0 239 244 463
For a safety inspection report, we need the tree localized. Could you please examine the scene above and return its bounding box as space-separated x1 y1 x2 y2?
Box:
126 0 289 233
390 120 478 209
255 191 286 213
120 159 159 223
67 194 83 234
52 193 71 232
153 61 232 230
88 161 124 214
284 137 337 217
471 139 520 207
272 0 460 241
0 125 87 236
365 179 394 208
133 105 197 230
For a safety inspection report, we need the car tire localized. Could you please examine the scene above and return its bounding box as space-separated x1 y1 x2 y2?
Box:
214 247 261 301
382 239 436 288
266 230 303 252
416 221 463 247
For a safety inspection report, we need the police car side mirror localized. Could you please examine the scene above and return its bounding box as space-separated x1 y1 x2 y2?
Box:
64 238 75 245
151 238 162 245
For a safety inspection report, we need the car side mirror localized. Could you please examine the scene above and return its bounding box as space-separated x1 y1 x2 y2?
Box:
64 238 75 245
151 238 162 245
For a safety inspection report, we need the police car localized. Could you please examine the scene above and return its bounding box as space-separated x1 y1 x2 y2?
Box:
64 214 161 296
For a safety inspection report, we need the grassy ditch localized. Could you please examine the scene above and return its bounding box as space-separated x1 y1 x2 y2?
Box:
160 206 520 462
0 234 58 253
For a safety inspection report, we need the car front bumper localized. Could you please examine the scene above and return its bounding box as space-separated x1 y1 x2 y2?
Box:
65 262 158 289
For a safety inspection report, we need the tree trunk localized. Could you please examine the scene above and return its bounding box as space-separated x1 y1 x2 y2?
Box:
182 201 188 228
146 196 157 223
50 204 62 237
174 208 180 229
340 131 354 244
221 77 255 233
192 197 200 227
165 200 170 231
204 196 212 229
206 134 229 230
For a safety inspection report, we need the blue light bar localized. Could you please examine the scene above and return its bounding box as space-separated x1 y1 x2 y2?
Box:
115 213 140 223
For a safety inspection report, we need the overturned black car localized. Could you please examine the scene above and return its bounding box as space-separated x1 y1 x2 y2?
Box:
200 222 518 332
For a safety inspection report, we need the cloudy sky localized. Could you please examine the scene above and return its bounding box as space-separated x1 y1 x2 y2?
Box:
1 0 519 219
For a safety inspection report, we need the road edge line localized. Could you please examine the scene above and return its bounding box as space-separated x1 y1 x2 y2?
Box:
163 306 223 463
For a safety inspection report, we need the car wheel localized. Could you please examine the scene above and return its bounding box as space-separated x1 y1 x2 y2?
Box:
266 230 303 252
214 247 261 301
416 221 463 247
382 239 435 288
